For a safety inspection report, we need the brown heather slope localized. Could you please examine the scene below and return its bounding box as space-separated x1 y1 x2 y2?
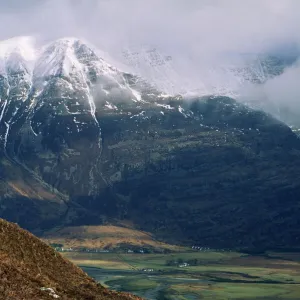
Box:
0 218 142 300
42 225 184 252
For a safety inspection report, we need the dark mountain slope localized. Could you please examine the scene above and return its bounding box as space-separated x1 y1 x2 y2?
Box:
3 94 300 250
94 96 300 249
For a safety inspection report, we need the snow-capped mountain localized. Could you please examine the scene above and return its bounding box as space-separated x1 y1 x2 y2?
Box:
0 36 183 199
0 36 298 172
2 36 300 251
0 37 164 156
119 44 299 98
1 36 299 174
0 36 297 135
0 37 156 118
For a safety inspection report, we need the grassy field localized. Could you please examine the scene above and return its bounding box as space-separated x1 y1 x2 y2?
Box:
64 250 300 299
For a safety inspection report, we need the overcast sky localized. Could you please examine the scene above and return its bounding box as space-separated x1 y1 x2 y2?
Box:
1 0 300 113
1 0 299 52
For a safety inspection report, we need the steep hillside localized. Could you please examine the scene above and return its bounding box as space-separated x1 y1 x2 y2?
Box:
0 218 141 300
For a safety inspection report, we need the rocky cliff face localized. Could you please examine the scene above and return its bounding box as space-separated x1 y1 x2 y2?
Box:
1 37 300 250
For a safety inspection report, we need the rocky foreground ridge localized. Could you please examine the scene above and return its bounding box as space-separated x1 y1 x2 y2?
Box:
0 218 141 299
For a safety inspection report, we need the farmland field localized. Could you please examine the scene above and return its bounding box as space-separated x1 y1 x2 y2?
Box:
64 250 300 299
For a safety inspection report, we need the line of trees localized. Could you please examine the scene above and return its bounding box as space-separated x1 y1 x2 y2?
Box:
165 258 200 266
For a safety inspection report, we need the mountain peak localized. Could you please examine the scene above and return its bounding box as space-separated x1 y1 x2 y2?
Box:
0 36 117 81
34 37 83 79
51 37 81 45
0 36 36 77
0 36 36 61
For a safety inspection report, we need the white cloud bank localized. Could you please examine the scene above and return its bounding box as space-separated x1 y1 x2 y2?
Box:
1 0 300 119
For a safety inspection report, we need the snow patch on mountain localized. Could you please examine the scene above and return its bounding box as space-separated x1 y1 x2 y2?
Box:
0 36 36 61
0 36 36 78
33 38 77 79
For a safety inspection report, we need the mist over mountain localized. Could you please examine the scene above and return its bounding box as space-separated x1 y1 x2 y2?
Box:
1 0 300 112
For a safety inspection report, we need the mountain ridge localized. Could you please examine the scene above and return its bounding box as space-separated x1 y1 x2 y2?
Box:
1 36 300 250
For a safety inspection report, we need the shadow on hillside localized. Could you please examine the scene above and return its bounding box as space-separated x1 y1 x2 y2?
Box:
2 138 300 250
0 195 68 231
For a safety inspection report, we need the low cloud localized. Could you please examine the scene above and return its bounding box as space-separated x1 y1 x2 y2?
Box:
1 0 300 120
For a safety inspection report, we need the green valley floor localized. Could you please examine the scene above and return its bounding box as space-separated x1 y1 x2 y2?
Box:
63 250 300 299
